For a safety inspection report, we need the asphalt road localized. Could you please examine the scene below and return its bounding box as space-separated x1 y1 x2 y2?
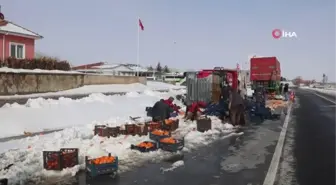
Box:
276 89 335 185
52 112 286 185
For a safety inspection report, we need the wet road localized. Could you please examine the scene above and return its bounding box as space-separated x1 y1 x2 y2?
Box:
65 113 287 185
276 89 335 185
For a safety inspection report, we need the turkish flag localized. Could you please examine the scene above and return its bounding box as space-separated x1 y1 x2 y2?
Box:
139 19 144 31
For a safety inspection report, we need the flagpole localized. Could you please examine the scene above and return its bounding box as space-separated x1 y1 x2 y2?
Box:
136 17 140 76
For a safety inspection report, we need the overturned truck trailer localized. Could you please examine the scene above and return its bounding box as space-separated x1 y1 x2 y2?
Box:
185 68 238 103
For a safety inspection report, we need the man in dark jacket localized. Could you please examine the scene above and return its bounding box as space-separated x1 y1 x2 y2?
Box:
151 99 173 122
220 81 231 101
279 83 283 94
283 83 289 100
229 89 245 126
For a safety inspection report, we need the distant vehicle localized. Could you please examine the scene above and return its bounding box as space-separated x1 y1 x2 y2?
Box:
163 73 185 83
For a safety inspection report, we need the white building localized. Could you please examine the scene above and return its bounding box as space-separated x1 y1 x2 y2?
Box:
74 63 152 77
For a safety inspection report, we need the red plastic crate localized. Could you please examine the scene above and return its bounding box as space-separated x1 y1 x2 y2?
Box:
94 125 110 137
43 151 62 170
125 124 136 135
60 148 79 169
135 124 148 136
147 122 161 131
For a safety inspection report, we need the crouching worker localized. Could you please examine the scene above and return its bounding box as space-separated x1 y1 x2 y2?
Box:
184 101 207 121
151 99 173 122
229 89 245 126
163 97 180 112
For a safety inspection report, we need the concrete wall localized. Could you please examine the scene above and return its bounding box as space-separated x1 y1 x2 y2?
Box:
0 72 147 95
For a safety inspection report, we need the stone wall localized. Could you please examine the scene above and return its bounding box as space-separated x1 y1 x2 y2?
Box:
83 74 147 85
0 72 147 95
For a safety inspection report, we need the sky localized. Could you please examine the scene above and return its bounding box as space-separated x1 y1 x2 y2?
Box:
1 0 335 81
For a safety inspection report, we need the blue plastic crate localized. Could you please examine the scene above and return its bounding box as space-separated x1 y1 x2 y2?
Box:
85 154 118 178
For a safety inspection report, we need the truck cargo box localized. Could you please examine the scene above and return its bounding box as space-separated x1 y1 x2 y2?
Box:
250 57 281 81
185 71 221 103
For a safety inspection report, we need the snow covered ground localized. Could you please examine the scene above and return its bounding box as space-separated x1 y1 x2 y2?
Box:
0 67 81 74
0 118 238 185
300 86 336 96
0 89 184 139
0 87 239 185
0 81 185 100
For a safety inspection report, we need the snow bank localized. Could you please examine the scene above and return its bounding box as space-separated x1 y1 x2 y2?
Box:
0 81 185 100
300 87 336 96
0 67 81 74
0 116 239 185
0 89 185 139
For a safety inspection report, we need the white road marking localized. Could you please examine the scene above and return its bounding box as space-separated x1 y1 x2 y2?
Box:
263 103 292 185
313 92 336 104
320 105 336 108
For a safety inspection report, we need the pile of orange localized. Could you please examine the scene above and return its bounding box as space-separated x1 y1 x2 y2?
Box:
160 137 176 144
164 119 174 125
47 161 59 169
89 156 115 165
151 129 170 136
136 142 155 148
266 100 287 110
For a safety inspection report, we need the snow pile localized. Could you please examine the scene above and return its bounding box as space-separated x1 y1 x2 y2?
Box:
0 83 238 185
0 67 81 74
0 81 185 100
160 160 184 173
0 90 183 138
146 81 184 90
300 86 336 96
0 117 239 185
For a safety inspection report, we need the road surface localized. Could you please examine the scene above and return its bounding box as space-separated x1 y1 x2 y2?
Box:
276 89 335 185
